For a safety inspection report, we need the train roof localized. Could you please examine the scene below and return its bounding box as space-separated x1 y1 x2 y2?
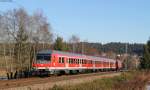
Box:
37 50 116 62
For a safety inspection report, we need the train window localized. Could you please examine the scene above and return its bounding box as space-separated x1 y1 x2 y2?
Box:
74 59 76 64
44 56 50 61
84 60 86 64
68 58 70 64
75 59 77 64
62 57 64 63
76 59 78 64
74 59 75 64
70 58 72 64
76 59 77 64
58 57 64 63
79 59 81 64
73 59 75 64
71 58 73 64
70 59 71 64
36 55 51 63
69 59 71 64
70 59 72 64
37 56 43 60
82 59 84 64
59 57 61 63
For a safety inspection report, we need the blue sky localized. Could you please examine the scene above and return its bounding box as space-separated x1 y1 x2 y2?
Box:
0 0 150 43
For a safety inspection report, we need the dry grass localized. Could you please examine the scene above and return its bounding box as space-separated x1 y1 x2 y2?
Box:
2 73 120 90
50 71 150 90
2 71 150 90
0 69 7 77
0 56 9 77
0 56 15 77
113 71 149 90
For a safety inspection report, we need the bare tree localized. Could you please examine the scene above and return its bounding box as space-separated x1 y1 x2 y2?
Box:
0 8 53 78
69 35 80 53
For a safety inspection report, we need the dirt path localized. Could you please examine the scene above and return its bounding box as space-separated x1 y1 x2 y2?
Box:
0 72 121 90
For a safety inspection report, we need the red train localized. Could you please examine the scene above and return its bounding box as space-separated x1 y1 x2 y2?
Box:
32 50 122 75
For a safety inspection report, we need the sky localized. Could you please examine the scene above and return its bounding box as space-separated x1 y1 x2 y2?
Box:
0 0 150 44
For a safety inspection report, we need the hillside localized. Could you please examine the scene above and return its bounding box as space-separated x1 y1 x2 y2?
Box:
82 42 144 56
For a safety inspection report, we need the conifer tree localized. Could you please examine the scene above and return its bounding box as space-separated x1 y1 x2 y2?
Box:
54 37 64 51
140 39 150 69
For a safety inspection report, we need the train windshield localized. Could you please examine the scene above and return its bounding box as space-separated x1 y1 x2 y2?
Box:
36 54 51 63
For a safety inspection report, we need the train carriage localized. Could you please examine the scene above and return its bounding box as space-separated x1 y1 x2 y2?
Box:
33 50 122 75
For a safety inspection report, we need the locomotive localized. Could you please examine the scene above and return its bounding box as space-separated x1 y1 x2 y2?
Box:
32 50 122 75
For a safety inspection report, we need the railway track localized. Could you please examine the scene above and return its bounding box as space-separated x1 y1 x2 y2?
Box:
0 71 121 89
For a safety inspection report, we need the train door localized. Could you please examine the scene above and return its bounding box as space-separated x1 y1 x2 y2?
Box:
52 55 56 67
79 59 82 68
93 60 95 69
65 57 69 68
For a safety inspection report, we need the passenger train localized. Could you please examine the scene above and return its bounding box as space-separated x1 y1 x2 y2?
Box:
32 50 122 75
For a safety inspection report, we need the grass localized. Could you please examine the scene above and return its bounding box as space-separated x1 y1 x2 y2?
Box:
0 69 7 77
50 71 150 90
0 56 10 77
0 56 16 77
